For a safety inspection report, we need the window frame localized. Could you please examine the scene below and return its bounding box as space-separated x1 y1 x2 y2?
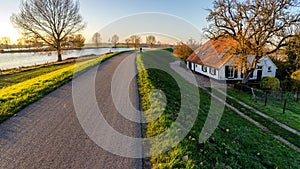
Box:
210 67 217 75
268 66 272 72
202 66 208 72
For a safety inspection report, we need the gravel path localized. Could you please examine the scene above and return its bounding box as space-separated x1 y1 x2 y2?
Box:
0 52 142 169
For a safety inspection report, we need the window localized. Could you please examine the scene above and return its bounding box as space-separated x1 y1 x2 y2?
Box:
257 66 263 69
268 66 272 72
225 66 234 78
202 66 207 72
225 66 238 78
210 68 216 75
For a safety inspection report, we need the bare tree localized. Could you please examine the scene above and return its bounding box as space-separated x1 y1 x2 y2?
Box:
11 0 85 61
0 37 11 49
66 34 85 48
146 35 156 48
205 0 300 83
157 41 162 47
125 38 131 48
92 32 101 47
111 34 119 48
187 37 200 50
130 35 141 49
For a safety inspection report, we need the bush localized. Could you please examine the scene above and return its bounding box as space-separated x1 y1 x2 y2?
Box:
162 48 174 53
291 79 300 91
260 76 280 90
291 70 300 80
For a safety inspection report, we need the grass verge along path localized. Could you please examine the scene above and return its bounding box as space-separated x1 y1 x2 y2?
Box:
137 50 300 169
0 51 127 123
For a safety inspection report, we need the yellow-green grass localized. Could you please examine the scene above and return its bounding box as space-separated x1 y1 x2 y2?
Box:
0 61 74 89
137 50 300 168
0 51 127 123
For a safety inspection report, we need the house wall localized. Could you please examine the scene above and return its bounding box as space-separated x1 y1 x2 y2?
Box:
260 59 277 78
219 62 244 81
194 64 219 79
187 57 277 81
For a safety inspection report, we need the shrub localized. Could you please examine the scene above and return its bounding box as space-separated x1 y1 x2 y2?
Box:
291 70 300 80
260 76 280 90
162 48 174 53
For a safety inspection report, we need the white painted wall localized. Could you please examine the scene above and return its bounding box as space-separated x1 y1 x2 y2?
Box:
260 57 277 77
194 64 219 79
195 64 202 73
187 56 277 81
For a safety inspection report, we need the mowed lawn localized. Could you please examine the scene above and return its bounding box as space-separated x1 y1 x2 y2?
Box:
227 88 300 131
137 50 300 169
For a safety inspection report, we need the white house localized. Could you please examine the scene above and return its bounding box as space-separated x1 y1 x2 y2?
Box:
186 38 277 81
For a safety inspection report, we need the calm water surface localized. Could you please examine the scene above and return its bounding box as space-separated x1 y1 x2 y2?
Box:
0 48 132 70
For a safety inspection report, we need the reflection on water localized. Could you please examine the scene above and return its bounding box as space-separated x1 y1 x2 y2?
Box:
0 48 132 70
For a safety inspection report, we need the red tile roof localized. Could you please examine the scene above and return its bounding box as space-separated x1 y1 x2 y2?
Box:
187 37 237 69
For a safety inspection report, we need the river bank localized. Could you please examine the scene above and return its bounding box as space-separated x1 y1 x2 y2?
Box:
0 48 132 70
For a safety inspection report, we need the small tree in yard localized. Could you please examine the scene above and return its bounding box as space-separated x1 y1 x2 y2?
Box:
274 31 300 90
205 0 300 84
260 76 280 90
11 0 85 62
173 42 193 60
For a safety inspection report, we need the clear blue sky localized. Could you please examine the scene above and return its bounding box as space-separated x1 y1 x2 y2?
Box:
0 0 214 44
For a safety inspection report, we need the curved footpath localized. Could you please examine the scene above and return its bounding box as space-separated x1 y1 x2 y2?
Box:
0 52 142 169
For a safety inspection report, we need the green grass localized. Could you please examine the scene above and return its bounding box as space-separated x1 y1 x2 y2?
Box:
227 89 300 131
0 51 128 123
137 50 300 169
0 60 75 89
224 95 300 148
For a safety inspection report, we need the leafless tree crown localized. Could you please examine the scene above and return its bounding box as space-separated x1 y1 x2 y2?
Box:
11 0 86 61
205 0 300 83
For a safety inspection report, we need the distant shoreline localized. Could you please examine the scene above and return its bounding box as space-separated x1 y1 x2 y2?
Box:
0 47 121 54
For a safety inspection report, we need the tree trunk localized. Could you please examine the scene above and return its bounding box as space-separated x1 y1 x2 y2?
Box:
242 76 249 84
57 49 62 62
241 69 255 84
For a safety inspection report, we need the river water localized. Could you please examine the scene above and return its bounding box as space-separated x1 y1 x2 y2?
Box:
0 48 132 70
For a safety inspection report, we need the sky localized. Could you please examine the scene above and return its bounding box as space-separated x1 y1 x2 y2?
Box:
0 0 214 44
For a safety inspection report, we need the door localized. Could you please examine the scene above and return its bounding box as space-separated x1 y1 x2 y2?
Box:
257 70 263 81
188 62 192 70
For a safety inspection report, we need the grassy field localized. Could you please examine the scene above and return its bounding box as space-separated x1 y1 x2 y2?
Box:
227 89 300 131
137 50 300 168
0 51 127 123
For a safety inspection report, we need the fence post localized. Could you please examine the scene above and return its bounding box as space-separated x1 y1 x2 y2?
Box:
283 99 287 114
264 91 268 106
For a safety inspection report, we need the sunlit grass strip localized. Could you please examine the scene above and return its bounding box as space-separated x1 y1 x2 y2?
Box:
0 51 127 123
136 53 154 112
